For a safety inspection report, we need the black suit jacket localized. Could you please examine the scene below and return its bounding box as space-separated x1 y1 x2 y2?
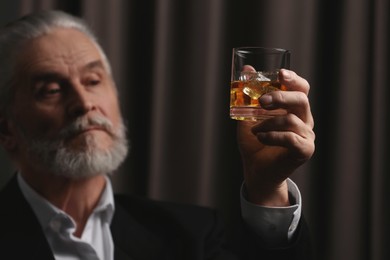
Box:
0 176 312 259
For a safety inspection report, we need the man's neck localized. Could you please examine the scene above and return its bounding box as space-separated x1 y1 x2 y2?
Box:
20 171 107 237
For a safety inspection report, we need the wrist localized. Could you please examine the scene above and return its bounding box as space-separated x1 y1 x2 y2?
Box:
245 180 290 207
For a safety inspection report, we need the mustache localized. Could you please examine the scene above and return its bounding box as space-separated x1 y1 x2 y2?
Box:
57 115 116 140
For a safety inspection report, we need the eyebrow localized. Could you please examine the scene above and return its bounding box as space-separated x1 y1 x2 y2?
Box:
31 72 63 83
82 60 106 73
30 60 106 82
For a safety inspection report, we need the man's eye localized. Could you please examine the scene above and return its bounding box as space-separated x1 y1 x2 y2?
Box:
46 88 61 94
37 83 62 97
84 74 102 86
89 79 101 86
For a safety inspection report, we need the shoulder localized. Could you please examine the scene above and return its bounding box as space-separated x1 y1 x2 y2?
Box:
112 195 238 259
114 194 219 232
112 194 230 252
0 175 27 212
115 194 214 214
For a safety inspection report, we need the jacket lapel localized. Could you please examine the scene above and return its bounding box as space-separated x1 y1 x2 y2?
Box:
0 175 55 259
1 175 174 260
111 201 166 260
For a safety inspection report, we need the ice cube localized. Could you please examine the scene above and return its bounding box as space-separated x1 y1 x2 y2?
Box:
239 71 271 82
243 80 269 99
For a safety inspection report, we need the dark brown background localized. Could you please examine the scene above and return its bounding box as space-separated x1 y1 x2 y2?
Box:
0 1 389 260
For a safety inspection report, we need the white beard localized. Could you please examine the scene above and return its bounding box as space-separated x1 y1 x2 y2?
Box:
19 115 129 179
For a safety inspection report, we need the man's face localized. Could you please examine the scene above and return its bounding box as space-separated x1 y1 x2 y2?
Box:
9 28 128 177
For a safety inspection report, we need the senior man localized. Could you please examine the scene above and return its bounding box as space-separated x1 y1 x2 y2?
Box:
0 10 315 260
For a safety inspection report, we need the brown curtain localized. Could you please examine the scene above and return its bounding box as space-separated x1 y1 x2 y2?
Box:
0 0 389 259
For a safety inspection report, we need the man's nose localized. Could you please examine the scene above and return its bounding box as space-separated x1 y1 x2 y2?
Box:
67 84 96 117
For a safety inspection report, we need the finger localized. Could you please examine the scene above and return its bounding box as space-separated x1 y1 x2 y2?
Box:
259 91 314 128
279 69 310 95
251 114 315 151
256 130 315 162
242 65 256 72
252 113 314 139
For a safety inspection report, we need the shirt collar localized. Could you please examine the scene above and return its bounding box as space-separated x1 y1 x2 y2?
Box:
17 173 115 231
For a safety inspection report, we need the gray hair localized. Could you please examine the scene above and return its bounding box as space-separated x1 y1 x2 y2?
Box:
0 10 112 115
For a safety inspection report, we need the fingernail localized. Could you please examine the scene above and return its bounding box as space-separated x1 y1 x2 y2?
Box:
280 69 291 80
260 94 273 108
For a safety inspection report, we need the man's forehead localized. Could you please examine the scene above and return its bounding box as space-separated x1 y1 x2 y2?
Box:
17 28 104 74
30 60 106 81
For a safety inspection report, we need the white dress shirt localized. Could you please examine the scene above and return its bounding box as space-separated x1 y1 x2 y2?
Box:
17 174 114 260
241 178 301 247
18 173 301 259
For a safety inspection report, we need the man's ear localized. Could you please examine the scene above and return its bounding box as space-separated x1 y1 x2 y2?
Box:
0 115 17 151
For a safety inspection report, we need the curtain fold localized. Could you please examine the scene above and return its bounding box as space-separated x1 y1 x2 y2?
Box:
149 0 225 206
371 1 390 259
331 0 369 259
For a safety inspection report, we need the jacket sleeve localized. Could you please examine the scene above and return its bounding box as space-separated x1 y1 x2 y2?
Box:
215 213 314 260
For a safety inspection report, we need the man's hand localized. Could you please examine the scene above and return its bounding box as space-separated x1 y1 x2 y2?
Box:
237 69 315 206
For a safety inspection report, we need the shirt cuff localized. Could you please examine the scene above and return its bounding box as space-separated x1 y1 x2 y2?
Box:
240 178 302 247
